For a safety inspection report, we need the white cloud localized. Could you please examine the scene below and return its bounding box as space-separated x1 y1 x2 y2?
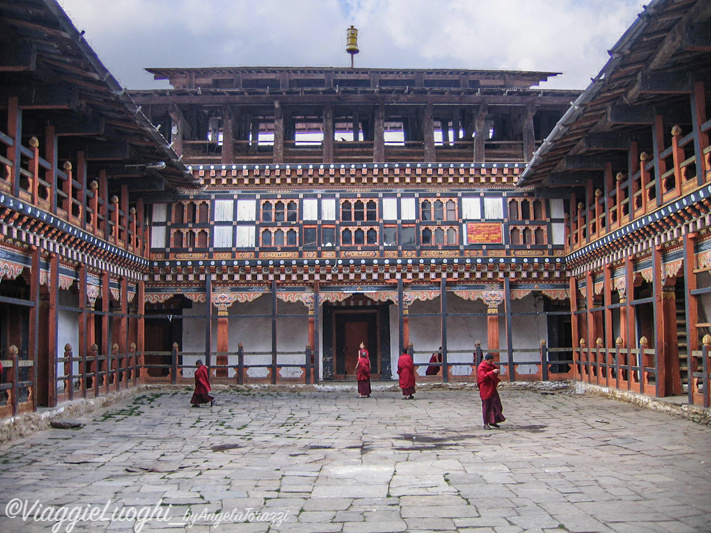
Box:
58 0 646 89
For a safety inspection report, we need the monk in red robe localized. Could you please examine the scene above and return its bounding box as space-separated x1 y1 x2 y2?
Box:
477 353 505 429
355 342 371 398
190 360 215 407
425 347 442 375
397 349 416 399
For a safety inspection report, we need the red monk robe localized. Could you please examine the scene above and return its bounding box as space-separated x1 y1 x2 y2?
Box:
356 348 371 398
397 351 416 399
190 360 215 407
477 355 505 428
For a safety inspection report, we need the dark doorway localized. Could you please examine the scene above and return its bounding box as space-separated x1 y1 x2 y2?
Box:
335 310 378 379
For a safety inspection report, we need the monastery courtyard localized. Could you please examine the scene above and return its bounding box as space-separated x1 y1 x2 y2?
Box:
0 385 709 533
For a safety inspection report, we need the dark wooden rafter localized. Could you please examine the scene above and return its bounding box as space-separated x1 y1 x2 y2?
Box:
0 40 36 72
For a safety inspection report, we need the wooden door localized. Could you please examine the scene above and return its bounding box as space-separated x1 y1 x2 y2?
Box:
343 320 368 378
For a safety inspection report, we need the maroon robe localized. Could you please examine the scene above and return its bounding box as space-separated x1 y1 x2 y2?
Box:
477 360 505 425
356 350 371 396
190 364 214 405
425 352 442 375
397 353 416 396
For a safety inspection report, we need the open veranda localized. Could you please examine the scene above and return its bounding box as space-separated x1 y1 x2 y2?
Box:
0 384 709 532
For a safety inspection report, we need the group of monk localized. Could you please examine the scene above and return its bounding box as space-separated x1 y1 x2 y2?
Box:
356 343 505 429
190 343 505 430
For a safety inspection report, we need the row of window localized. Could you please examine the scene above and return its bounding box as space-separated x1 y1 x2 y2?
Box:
155 196 541 225
165 225 488 249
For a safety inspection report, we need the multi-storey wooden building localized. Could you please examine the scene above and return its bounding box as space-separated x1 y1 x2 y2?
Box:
0 0 709 418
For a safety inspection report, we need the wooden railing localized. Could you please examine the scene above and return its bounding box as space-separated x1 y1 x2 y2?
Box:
0 345 35 418
0 127 148 258
568 123 711 254
142 344 316 386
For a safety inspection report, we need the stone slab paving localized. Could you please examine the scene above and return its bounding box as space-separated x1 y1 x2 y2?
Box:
0 386 709 532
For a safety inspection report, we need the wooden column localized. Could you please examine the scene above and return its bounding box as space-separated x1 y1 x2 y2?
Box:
29 246 41 411
373 104 385 163
168 104 190 157
487 304 500 353
313 285 320 384
440 277 448 383
271 278 278 384
522 104 536 162
473 104 487 163
652 245 662 397
569 276 580 379
691 81 709 182
273 101 284 164
625 256 636 381
504 277 514 381
136 280 145 385
662 282 681 396
423 104 435 162
604 264 613 348
8 97 21 196
45 125 58 214
47 253 59 407
323 104 334 164
221 105 235 164
216 305 229 378
101 272 110 392
78 265 88 397
205 276 212 369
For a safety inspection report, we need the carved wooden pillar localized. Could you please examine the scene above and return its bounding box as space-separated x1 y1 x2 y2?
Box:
373 103 385 163
273 101 284 164
473 104 487 163
216 311 229 378
522 104 536 162
423 103 435 162
662 282 682 396
221 105 235 164
323 104 334 164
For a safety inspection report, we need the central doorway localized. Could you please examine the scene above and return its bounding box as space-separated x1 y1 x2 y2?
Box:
334 310 379 380
322 294 391 380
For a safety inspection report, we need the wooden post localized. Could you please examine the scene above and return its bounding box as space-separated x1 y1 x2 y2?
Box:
237 343 244 385
65 344 74 401
216 308 229 378
273 101 284 164
90 343 99 397
323 104 334 164
702 335 710 408
691 81 708 183
569 276 580 379
47 253 59 407
615 337 624 388
137 280 145 385
423 104 435 162
580 338 588 381
112 343 119 392
171 342 179 385
101 272 110 394
373 104 385 163
8 97 21 196
440 277 448 383
29 136 39 204
596 337 604 384
30 247 40 412
540 340 548 381
9 345 19 417
45 125 58 214
129 342 137 387
639 336 650 394
671 125 683 195
271 278 278 384
639 152 650 214
684 232 699 404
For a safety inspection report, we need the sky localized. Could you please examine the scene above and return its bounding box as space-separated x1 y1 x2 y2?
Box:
57 0 648 91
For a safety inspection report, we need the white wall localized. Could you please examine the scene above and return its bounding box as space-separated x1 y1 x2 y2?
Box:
56 289 80 390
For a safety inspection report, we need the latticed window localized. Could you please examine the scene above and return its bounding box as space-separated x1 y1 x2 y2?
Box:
262 202 273 222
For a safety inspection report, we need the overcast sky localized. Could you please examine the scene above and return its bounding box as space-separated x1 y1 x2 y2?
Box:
57 0 647 91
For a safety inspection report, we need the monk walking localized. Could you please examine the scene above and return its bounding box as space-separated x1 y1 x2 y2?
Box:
190 359 215 408
477 353 505 429
397 348 416 400
355 342 371 398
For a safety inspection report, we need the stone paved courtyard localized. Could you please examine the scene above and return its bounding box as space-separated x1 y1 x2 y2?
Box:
0 385 709 532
